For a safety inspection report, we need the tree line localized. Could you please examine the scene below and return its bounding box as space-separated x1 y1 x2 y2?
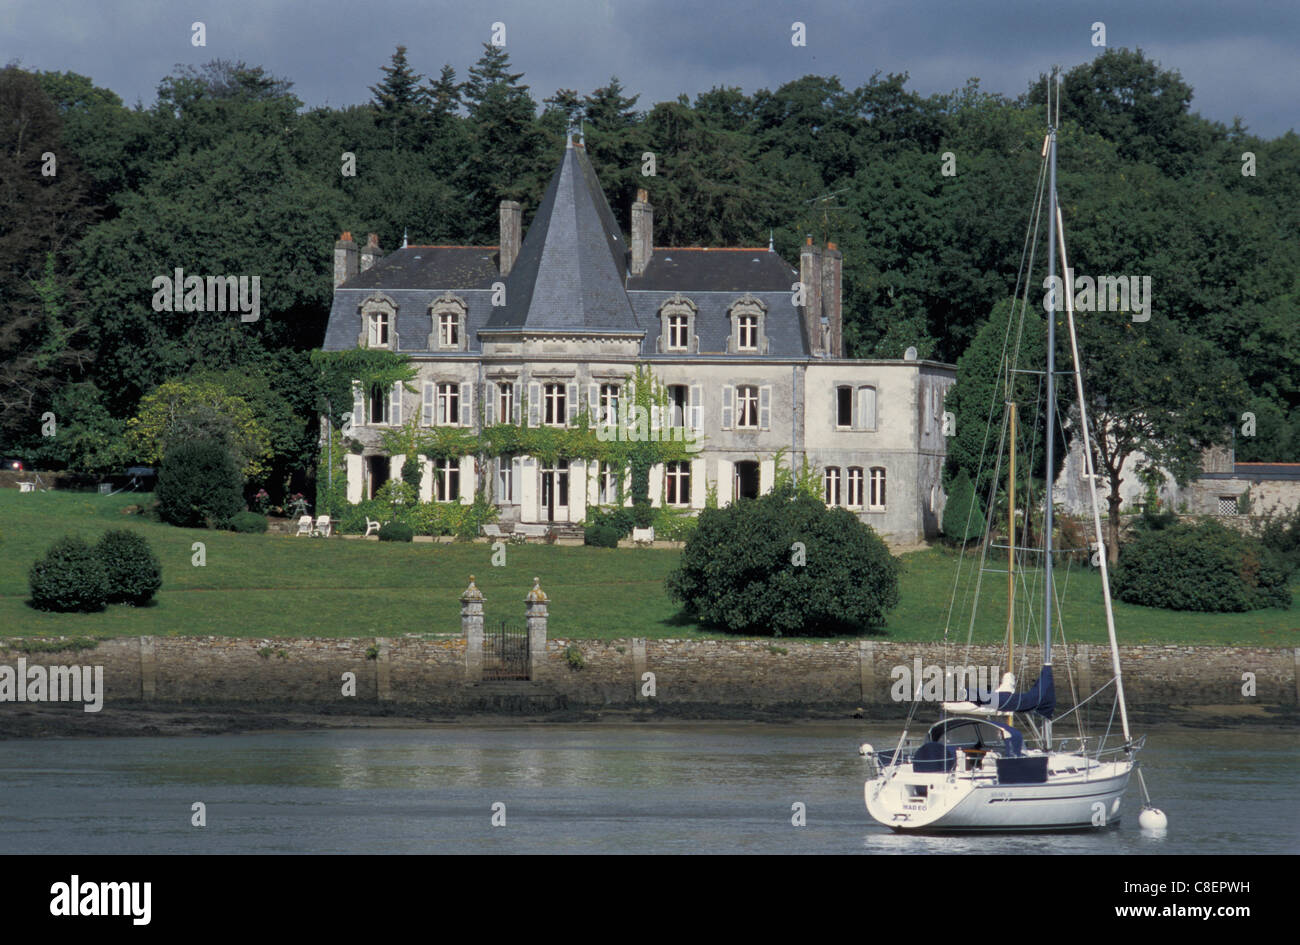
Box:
1 44 1295 506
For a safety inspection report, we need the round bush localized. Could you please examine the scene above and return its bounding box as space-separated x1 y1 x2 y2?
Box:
156 438 243 528
95 529 162 605
584 524 621 548
227 511 269 534
1111 519 1293 612
29 537 109 613
588 506 634 538
666 486 900 635
378 521 414 542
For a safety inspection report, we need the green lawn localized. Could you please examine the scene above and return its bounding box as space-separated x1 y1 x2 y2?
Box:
1 490 1296 645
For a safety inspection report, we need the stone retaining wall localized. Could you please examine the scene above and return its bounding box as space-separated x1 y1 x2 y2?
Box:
1 637 1294 710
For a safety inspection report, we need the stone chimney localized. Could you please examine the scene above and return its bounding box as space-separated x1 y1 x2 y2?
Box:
822 241 843 357
499 200 522 276
799 237 823 355
359 233 382 272
333 232 358 287
631 188 653 276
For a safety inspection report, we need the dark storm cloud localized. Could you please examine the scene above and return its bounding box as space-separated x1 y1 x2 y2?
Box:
2 0 1294 136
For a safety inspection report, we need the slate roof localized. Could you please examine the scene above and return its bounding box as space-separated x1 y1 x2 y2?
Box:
627 248 798 293
483 142 639 334
321 143 815 357
340 246 500 291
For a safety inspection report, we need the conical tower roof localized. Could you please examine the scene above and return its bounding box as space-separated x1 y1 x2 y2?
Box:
484 140 640 333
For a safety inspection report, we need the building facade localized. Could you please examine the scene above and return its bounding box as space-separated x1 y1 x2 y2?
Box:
321 135 955 544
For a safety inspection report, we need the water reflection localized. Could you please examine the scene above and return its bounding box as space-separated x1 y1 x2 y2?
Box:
0 722 1294 854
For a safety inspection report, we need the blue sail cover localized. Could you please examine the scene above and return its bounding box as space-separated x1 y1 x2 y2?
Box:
978 665 1055 718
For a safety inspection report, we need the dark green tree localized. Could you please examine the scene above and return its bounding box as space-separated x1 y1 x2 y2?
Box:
666 486 899 635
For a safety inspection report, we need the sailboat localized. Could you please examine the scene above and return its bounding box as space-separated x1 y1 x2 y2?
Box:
861 71 1164 833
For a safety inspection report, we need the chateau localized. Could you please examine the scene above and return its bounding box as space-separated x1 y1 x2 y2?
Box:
321 134 955 544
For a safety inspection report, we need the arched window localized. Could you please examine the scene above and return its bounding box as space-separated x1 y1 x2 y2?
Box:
428 293 468 351
358 293 399 349
824 467 841 506
869 467 887 510
847 467 864 506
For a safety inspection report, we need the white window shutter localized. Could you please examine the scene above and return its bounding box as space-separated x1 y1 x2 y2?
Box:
390 382 402 426
512 383 522 424
422 382 434 426
588 383 600 422
650 404 661 432
566 382 579 425
483 381 493 425
689 384 703 432
528 383 541 426
859 386 876 430
759 386 771 430
721 385 734 430
352 381 364 427
460 382 472 427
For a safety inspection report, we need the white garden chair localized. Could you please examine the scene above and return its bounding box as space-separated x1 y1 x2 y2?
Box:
313 515 332 537
365 517 382 536
296 515 313 536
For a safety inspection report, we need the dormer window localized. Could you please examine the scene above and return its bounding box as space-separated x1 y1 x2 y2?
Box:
737 314 758 350
358 293 399 349
657 294 697 354
669 314 690 350
439 311 458 348
369 311 390 347
726 295 768 354
428 292 468 351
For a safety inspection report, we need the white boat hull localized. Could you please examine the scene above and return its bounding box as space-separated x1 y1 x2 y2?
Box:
865 754 1134 832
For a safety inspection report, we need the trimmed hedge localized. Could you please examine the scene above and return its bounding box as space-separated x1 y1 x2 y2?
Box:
584 524 621 548
227 511 269 534
29 537 109 613
95 529 162 605
1111 519 1293 612
378 521 414 542
666 485 900 635
941 468 986 543
157 437 243 528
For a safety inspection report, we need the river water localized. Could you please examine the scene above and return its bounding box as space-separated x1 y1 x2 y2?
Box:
0 722 1295 854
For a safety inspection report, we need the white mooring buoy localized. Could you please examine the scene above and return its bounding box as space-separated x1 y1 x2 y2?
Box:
858 743 874 756
1139 807 1168 831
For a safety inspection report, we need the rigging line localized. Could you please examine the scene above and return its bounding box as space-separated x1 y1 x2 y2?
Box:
958 407 1010 667
1050 676 1116 726
944 147 1050 648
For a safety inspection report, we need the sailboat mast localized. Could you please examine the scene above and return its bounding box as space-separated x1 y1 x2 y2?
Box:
1007 402 1016 727
1043 73 1058 748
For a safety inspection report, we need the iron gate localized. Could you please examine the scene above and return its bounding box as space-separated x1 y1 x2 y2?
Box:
484 619 530 680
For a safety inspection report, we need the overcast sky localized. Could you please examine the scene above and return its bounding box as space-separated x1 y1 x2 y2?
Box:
3 0 1296 138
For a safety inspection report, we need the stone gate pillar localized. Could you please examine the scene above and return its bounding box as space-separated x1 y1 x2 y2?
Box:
462 575 484 681
525 577 548 681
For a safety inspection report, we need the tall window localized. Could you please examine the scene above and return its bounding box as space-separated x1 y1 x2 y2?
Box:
437 383 460 426
544 384 566 426
368 311 390 347
666 461 691 506
737 314 759 350
598 461 618 505
668 315 690 350
847 467 864 506
836 387 853 427
737 385 759 428
439 311 458 348
497 456 514 503
600 384 620 425
869 467 886 509
369 387 390 425
824 467 841 506
497 382 514 424
434 458 459 503
667 385 687 427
